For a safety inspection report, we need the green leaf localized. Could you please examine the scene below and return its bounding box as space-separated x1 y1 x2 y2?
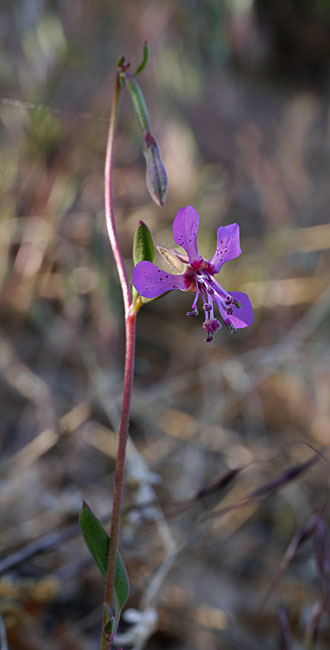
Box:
79 501 129 625
132 221 155 308
117 55 125 67
134 41 149 76
133 220 155 266
126 77 151 133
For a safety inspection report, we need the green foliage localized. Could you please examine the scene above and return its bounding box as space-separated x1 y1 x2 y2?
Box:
134 41 149 76
132 221 155 307
133 220 155 266
126 77 151 133
79 502 129 628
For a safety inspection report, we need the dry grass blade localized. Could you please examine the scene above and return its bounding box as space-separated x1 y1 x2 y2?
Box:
314 514 330 583
249 455 318 500
261 513 319 609
0 522 80 575
204 455 319 526
164 466 244 518
304 597 327 650
278 606 292 650
0 615 8 650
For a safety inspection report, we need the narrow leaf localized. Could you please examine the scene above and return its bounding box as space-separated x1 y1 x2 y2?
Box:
133 221 155 266
126 77 151 133
134 41 149 76
79 502 129 622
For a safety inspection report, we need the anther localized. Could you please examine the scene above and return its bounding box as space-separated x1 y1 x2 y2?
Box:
186 308 199 318
224 318 237 334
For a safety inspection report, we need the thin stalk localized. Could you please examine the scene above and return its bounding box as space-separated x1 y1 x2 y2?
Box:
104 73 132 319
100 72 136 650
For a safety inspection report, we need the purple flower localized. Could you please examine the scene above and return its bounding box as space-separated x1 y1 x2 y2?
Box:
132 206 253 342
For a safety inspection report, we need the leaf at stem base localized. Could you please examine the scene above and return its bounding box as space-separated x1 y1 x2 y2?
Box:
79 501 129 632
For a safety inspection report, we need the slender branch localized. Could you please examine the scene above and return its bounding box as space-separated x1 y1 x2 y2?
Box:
100 71 137 650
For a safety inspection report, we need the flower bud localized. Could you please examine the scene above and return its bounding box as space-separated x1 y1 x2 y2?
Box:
143 132 168 207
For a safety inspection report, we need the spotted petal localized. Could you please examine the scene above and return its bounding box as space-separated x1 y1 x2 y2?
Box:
208 223 241 273
132 261 186 299
172 206 202 265
228 291 253 329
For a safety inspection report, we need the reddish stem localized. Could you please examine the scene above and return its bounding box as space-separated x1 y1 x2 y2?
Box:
104 73 132 319
100 72 136 650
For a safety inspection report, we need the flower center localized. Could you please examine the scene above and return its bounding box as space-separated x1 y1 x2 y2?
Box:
184 261 241 339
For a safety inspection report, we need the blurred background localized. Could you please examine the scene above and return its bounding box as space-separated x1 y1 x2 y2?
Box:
1 1 330 649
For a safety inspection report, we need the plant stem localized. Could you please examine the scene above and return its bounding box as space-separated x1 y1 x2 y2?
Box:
100 71 136 650
104 73 132 320
101 312 136 650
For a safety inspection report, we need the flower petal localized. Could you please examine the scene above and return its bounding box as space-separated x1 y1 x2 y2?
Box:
132 261 186 299
208 223 241 273
172 206 202 264
228 291 253 329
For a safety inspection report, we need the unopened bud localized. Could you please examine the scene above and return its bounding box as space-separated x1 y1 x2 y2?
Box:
143 132 168 207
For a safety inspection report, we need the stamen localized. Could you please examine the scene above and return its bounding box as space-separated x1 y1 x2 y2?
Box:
186 308 199 318
224 318 236 334
203 318 221 335
186 279 200 318
203 303 212 312
207 274 231 302
232 298 242 309
191 279 199 309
